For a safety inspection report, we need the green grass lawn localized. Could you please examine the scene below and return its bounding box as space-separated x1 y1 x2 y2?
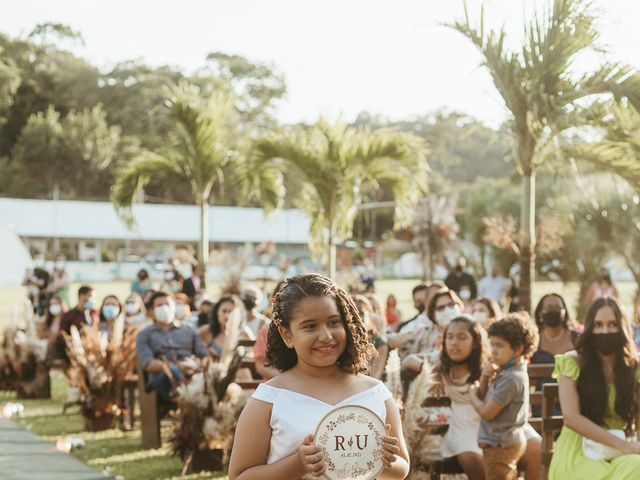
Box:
0 373 227 480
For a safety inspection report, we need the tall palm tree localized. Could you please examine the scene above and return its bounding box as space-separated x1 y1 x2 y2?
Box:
450 0 640 312
256 119 428 279
111 83 283 265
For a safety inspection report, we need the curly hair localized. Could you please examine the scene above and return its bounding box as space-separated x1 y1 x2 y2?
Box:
487 312 539 358
576 297 637 431
438 315 489 384
266 273 376 374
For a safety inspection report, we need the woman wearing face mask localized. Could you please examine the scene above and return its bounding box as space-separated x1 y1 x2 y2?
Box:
549 297 640 479
42 293 65 335
530 294 578 416
173 293 192 324
123 293 149 328
160 269 184 295
99 295 123 336
402 288 465 372
471 296 503 330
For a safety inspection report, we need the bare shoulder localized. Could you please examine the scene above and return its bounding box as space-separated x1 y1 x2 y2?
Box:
355 373 381 389
564 350 584 368
241 396 273 417
264 369 294 388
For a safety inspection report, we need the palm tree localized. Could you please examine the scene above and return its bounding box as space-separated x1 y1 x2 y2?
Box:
450 0 640 312
256 119 428 279
111 83 283 266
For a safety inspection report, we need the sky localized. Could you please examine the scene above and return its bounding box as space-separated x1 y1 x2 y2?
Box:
3 0 640 127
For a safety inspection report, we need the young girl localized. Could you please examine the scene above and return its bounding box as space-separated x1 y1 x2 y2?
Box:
436 315 490 480
549 297 640 479
228 273 410 479
470 312 538 480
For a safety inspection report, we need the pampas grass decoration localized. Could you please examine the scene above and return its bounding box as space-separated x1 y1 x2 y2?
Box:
402 358 443 477
62 320 139 422
384 349 403 404
169 355 249 471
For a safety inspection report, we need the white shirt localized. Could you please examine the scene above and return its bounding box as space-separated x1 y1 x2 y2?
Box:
478 275 507 303
251 381 392 466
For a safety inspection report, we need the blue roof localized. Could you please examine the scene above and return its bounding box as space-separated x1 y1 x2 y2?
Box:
0 198 310 244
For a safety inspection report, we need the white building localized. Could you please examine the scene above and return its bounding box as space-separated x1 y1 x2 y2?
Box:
0 198 313 285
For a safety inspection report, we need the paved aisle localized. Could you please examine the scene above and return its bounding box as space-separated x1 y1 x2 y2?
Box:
0 418 112 480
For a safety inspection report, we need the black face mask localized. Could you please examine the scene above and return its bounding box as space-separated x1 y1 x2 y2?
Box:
542 310 563 328
592 332 624 356
415 303 425 313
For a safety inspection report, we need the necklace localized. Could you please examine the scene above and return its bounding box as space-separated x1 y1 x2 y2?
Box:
543 328 565 343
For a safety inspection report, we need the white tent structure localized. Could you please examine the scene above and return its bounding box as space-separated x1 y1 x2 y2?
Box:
0 223 32 286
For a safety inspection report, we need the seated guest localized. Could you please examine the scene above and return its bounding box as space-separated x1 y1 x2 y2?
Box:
355 294 388 380
549 297 640 479
240 286 269 339
471 296 503 330
402 287 464 372
136 291 208 404
530 293 578 416
199 296 237 358
98 294 123 336
123 293 149 328
53 286 99 363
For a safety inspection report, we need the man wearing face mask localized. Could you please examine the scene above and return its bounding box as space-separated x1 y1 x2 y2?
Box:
59 285 99 334
136 291 208 404
444 257 477 304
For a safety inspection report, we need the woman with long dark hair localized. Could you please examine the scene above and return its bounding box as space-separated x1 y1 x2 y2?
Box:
549 297 640 479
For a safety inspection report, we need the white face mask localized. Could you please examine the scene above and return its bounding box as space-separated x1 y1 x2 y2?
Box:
125 302 140 315
459 288 471 300
49 304 62 316
154 304 175 324
472 311 488 323
436 305 461 327
175 303 187 319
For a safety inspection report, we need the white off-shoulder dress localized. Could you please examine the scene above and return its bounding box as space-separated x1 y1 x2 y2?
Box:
251 380 392 466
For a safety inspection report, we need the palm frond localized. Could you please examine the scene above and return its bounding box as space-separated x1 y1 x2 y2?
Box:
110 151 182 224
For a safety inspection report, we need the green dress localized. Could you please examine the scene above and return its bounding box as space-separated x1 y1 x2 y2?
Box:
549 354 640 480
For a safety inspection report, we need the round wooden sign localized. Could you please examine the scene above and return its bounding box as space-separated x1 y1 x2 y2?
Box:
314 404 386 480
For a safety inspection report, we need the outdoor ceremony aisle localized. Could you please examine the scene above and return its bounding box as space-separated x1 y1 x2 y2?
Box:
0 418 113 480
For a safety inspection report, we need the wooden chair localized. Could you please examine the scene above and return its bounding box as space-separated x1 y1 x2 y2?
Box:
527 363 555 433
541 383 563 480
137 361 162 449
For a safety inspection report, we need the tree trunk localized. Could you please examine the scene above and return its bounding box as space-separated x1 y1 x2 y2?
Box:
328 239 337 280
199 198 209 266
519 174 536 314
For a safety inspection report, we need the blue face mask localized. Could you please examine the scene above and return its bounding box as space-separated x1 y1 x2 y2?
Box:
102 305 120 320
501 355 517 369
84 298 96 310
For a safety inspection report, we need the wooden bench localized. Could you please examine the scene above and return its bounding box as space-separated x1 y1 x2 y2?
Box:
528 363 555 433
541 383 563 480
